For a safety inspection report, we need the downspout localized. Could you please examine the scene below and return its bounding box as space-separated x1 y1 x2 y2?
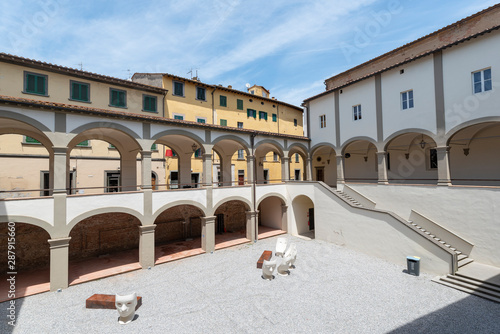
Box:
210 87 217 124
277 104 280 134
251 133 257 241
162 90 168 118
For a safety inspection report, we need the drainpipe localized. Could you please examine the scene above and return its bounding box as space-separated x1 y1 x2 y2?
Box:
210 87 217 124
162 90 168 118
251 133 257 241
277 104 280 134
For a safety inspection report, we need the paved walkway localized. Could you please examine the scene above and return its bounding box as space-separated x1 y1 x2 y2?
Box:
2 235 500 333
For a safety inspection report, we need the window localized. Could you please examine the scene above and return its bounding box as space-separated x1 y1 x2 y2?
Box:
472 68 492 94
401 90 414 110
110 88 126 108
430 149 438 169
238 149 244 159
173 81 184 96
194 148 201 158
174 114 184 120
320 114 326 128
237 99 244 110
353 105 362 121
70 81 90 102
24 136 41 144
24 72 47 95
259 111 268 120
197 118 206 124
143 94 157 112
76 140 90 147
247 109 256 118
220 119 227 126
250 90 255 95
272 114 277 122
220 95 227 107
295 153 299 163
273 152 278 161
263 92 268 98
237 122 243 128
196 87 206 101
294 119 298 127
151 143 158 151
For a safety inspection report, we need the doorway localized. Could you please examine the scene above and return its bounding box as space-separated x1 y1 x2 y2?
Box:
263 169 269 184
294 169 301 181
238 170 245 185
316 167 324 182
106 171 120 192
308 208 315 230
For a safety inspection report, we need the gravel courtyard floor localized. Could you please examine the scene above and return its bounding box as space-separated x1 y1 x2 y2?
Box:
2 235 500 333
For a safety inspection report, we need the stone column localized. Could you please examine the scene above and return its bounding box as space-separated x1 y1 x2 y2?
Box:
220 154 233 186
281 205 288 232
281 156 290 181
376 151 389 185
336 154 345 185
246 155 255 184
306 157 313 181
48 237 71 291
121 151 138 191
139 225 156 269
178 152 193 188
201 216 216 253
202 153 213 187
436 146 452 186
246 211 257 242
141 151 152 189
51 147 68 194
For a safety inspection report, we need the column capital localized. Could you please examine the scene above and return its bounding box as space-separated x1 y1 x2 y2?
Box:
245 210 258 218
140 150 153 158
435 146 451 152
139 224 156 234
52 146 68 155
246 155 256 162
202 153 213 159
281 205 288 213
201 216 216 224
48 237 71 249
376 151 388 156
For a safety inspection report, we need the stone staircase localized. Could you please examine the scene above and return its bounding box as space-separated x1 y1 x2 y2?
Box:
335 190 363 207
406 220 474 269
432 262 500 303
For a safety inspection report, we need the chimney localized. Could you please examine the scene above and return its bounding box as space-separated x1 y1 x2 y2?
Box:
228 85 232 89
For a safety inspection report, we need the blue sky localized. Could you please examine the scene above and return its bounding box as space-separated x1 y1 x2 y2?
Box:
0 0 497 106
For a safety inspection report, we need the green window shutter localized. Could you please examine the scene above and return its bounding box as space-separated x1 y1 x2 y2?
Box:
151 143 157 150
237 99 243 110
36 75 46 95
174 82 183 96
264 112 268 121
26 74 36 93
194 148 201 157
25 136 40 144
174 115 184 120
294 119 298 127
220 119 227 126
272 114 277 122
143 95 157 112
220 95 227 107
76 140 89 147
80 83 89 101
247 109 251 117
197 118 206 124
71 82 79 100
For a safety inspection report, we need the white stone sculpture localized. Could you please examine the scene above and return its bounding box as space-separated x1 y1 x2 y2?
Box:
284 243 297 269
115 292 137 325
261 259 277 280
277 256 293 276
275 237 287 257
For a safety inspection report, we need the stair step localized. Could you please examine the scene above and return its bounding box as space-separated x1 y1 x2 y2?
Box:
457 254 468 261
439 240 446 244
433 277 500 303
455 272 500 290
446 275 500 294
455 250 462 255
434 237 441 241
458 258 474 268
429 234 435 238
450 247 456 251
444 244 451 248
424 231 431 235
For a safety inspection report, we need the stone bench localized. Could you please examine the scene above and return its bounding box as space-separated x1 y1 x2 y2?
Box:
257 250 273 269
86 294 142 310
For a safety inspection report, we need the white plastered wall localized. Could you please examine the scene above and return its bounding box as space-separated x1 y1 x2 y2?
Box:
308 93 336 148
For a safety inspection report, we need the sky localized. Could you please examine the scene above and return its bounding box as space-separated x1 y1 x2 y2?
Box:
0 0 497 106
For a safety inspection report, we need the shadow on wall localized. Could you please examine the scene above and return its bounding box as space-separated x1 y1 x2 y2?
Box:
388 275 500 333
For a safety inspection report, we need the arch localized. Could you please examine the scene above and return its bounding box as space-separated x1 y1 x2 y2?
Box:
152 129 205 144
0 216 53 237
153 200 208 221
287 142 309 156
211 196 252 215
256 192 287 208
0 109 52 133
341 136 379 154
70 121 141 140
384 128 438 150
212 134 250 153
291 194 315 236
446 117 500 145
310 144 337 185
254 139 285 156
67 207 144 233
311 142 337 156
